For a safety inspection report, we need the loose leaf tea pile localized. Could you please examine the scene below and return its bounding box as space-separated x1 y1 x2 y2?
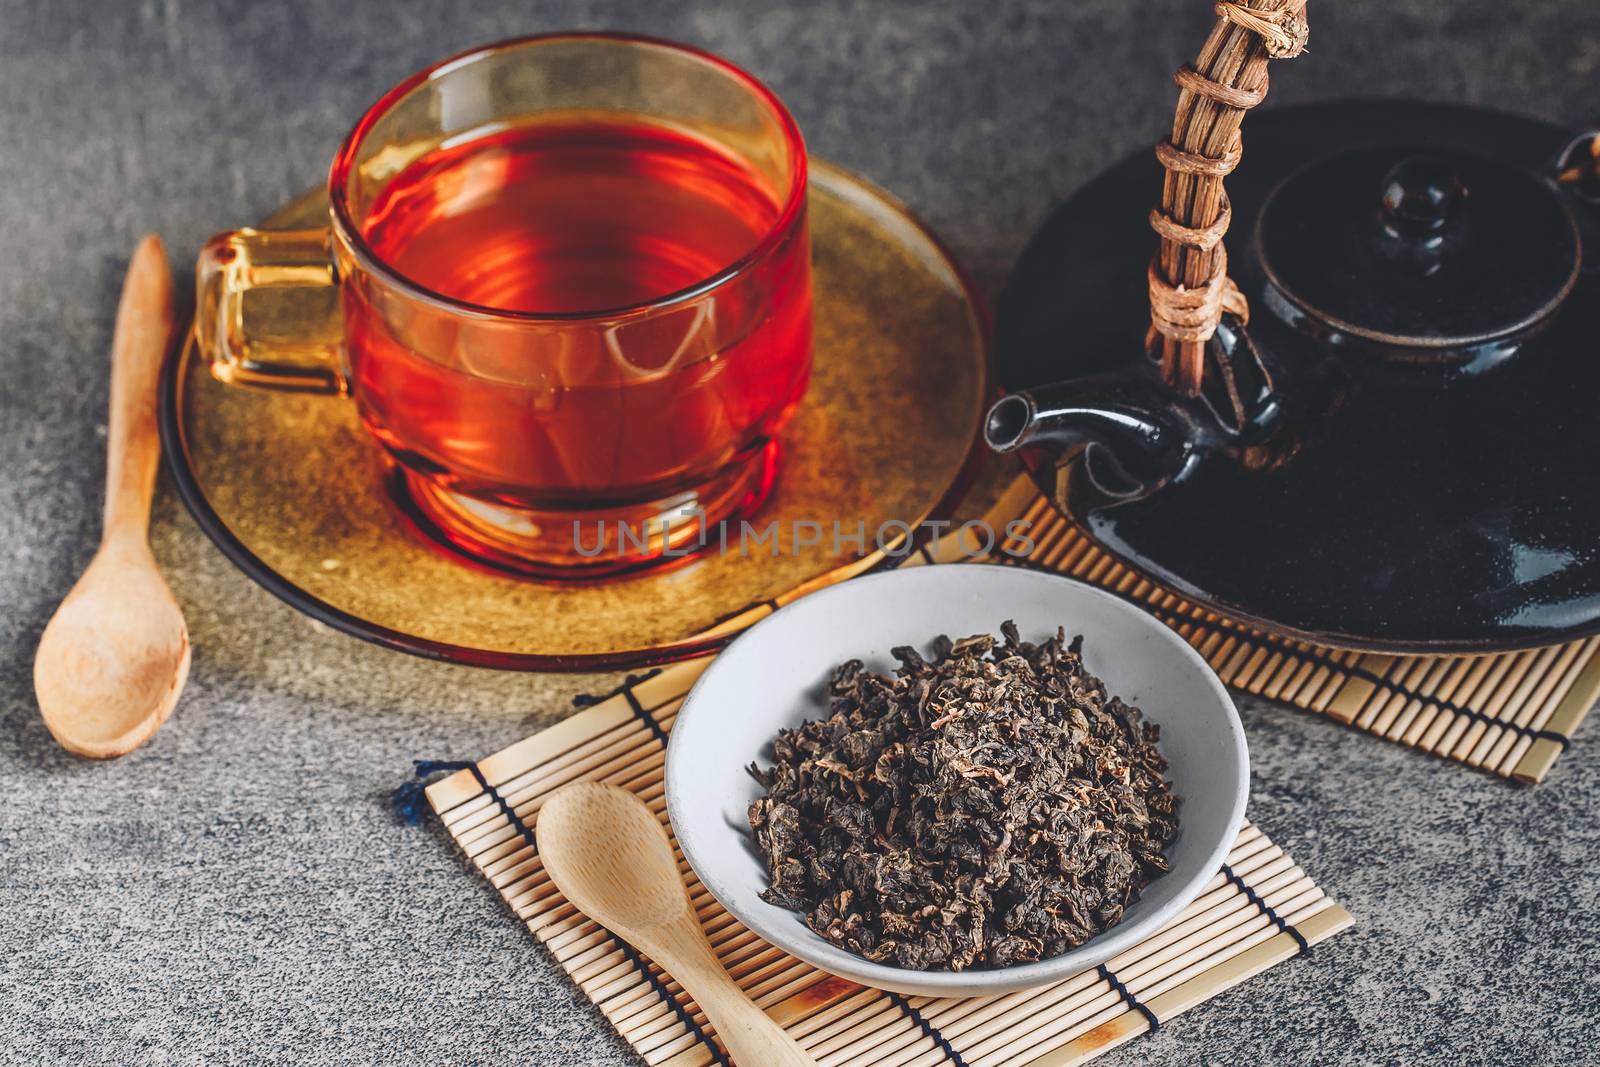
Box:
748 623 1178 971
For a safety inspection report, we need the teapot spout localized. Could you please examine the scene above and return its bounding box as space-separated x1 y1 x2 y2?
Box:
984 375 1191 500
983 393 1043 453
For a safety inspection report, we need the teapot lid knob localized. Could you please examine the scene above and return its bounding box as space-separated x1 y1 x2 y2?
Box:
1380 155 1467 239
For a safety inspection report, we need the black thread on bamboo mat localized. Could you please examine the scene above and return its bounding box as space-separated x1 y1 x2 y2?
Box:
991 554 1576 750
1198 623 1576 751
611 936 731 1067
1535 730 1573 751
473 766 539 852
885 992 969 1067
1245 641 1573 750
572 669 669 747
1222 863 1310 956
1097 964 1160 1031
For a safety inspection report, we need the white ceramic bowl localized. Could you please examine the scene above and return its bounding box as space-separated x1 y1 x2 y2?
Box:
664 563 1248 996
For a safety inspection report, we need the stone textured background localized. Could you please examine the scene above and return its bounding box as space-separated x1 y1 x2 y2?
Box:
3 1 1599 1064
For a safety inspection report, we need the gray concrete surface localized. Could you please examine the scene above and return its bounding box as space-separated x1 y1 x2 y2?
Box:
3 1 1600 1064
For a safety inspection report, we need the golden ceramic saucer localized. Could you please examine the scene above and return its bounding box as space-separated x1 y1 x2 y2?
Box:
158 161 989 670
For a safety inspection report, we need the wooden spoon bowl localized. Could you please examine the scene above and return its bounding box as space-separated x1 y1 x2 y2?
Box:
35 542 189 757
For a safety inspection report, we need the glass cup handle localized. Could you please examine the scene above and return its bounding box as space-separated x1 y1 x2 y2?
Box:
195 227 346 395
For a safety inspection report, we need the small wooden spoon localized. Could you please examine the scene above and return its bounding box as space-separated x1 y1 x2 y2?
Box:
538 782 816 1067
34 235 189 759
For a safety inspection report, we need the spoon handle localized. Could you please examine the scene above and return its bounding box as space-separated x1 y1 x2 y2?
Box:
102 235 173 544
639 919 816 1067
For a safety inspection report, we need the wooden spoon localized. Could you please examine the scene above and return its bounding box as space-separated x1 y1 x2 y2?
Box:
34 235 189 759
538 782 816 1067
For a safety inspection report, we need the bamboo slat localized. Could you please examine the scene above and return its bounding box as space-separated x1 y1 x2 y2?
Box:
427 659 1353 1067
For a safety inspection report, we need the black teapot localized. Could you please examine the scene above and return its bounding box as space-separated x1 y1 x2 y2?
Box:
987 5 1600 652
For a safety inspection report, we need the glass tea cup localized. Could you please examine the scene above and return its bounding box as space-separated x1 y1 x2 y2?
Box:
196 33 812 578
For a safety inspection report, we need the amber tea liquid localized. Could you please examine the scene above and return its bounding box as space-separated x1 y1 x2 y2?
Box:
343 114 812 570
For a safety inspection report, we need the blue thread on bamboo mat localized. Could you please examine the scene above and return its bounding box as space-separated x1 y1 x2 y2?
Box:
391 759 478 824
611 936 731 1067
886 991 968 1066
573 669 668 747
390 761 536 852
1098 964 1160 1031
1222 863 1310 956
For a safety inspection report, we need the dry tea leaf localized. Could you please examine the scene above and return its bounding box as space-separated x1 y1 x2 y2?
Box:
748 622 1178 971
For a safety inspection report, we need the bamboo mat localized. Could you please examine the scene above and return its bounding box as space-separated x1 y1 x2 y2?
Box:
425 660 1353 1067
924 477 1600 784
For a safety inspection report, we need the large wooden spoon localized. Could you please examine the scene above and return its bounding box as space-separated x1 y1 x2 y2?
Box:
34 235 189 759
538 782 816 1067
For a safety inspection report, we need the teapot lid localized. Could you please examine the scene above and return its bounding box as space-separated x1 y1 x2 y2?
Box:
1256 146 1580 347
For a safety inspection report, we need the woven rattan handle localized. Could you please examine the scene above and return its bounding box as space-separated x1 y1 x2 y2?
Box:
1149 1 1309 395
